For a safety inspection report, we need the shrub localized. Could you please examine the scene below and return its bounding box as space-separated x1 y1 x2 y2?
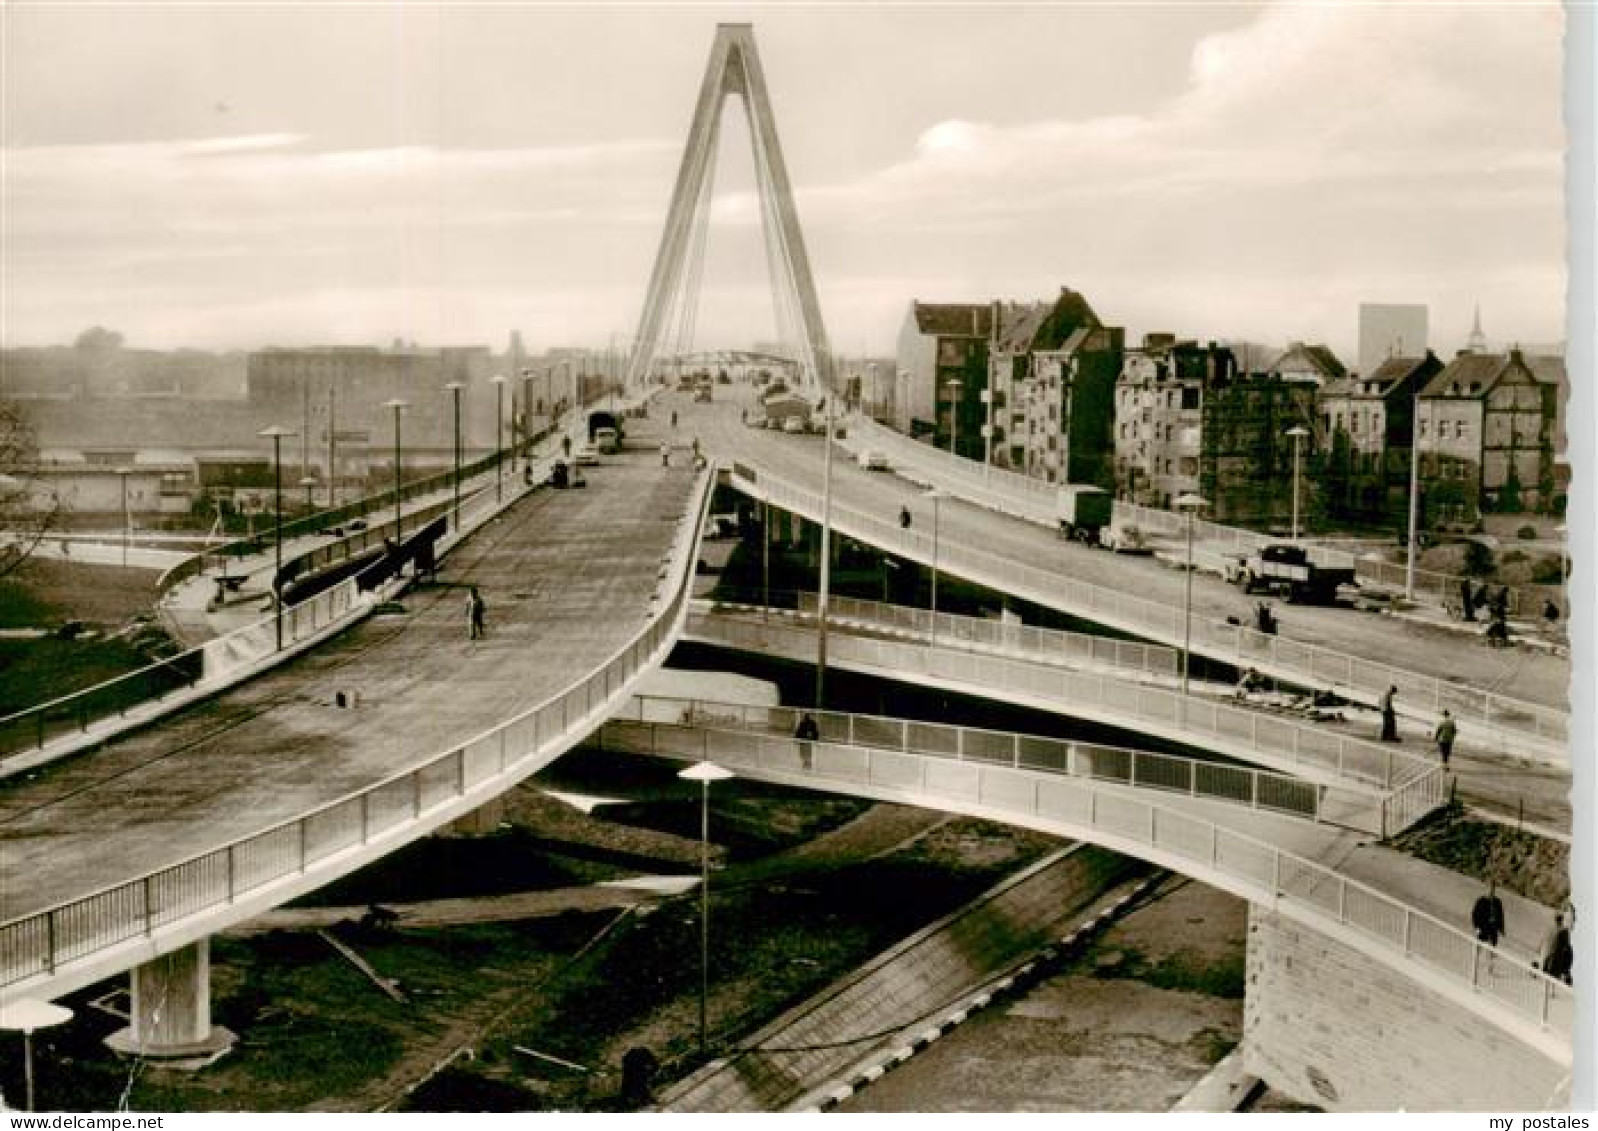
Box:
1531 557 1565 585
1517 525 1539 541
1501 550 1528 566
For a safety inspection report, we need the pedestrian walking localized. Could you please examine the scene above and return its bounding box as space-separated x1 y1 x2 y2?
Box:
1459 578 1476 622
1255 601 1278 636
1486 609 1510 648
1471 882 1506 948
660 440 670 467
671 410 678 428
1474 581 1490 612
1490 585 1509 622
1543 598 1561 625
795 712 819 770
1433 709 1457 768
1541 913 1574 984
691 436 701 460
899 505 912 530
1379 685 1400 742
466 585 486 641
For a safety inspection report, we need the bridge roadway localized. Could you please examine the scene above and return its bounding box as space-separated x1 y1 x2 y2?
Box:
674 388 1567 730
0 434 700 932
688 598 1571 835
596 700 1572 1070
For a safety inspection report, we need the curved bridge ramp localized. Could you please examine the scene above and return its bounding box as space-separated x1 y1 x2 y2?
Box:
596 708 1571 1072
0 447 713 1006
684 607 1447 837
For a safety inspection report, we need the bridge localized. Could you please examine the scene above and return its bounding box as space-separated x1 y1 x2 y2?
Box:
1 21 1576 1114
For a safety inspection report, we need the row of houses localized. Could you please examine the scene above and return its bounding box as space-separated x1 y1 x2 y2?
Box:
889 288 1566 529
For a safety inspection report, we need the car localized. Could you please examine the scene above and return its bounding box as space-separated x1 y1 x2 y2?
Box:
856 448 891 471
781 417 806 434
573 443 601 466
1098 521 1153 554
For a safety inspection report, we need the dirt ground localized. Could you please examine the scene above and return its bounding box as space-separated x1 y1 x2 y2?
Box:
1389 809 1569 907
837 874 1258 1113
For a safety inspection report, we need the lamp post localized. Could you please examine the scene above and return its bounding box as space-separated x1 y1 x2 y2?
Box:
981 383 995 481
491 374 506 504
1176 493 1209 695
1 999 73 1111
259 425 294 651
299 475 318 516
113 467 132 567
678 760 735 1057
945 378 963 456
1404 396 1423 601
382 399 408 538
444 381 464 529
816 389 835 708
1285 425 1309 541
925 487 946 639
520 368 534 464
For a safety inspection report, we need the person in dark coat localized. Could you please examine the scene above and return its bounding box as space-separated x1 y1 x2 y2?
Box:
467 586 487 640
1433 709 1457 768
1459 578 1476 622
1490 585 1509 622
794 712 820 769
899 505 912 530
1471 882 1506 948
1379 685 1400 742
1542 913 1573 984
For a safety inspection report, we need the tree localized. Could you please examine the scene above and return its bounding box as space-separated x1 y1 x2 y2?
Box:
0 399 61 580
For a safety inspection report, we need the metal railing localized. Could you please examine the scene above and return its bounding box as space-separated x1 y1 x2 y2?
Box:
686 610 1451 827
793 592 1179 678
844 413 1541 615
727 461 1566 749
611 695 1384 833
0 461 715 998
1 419 597 766
0 578 362 761
601 714 1572 1046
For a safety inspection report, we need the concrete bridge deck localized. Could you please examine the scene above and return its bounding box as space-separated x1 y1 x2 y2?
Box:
0 428 701 934
677 389 1567 748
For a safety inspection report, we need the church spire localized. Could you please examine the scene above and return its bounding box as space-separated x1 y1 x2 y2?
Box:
1467 303 1487 354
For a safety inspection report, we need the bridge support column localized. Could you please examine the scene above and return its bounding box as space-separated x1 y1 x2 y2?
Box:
105 939 236 1068
448 794 508 835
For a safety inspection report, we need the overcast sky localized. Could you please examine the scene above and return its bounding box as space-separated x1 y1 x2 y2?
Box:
1 2 1568 363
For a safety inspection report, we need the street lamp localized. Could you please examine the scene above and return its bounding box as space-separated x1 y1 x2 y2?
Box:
945 378 963 456
1285 425 1309 541
520 368 534 464
113 467 132 567
491 374 507 504
1404 394 1425 601
925 487 947 638
678 760 735 1057
382 399 408 538
259 425 295 651
444 381 465 529
299 475 318 516
816 390 836 708
1 999 73 1111
1176 493 1209 695
981 383 995 481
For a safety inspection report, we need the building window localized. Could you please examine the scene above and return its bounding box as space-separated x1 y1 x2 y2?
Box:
1419 419 1429 439
1455 420 1467 440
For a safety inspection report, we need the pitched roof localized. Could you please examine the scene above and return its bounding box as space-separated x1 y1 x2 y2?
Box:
1419 352 1535 398
1270 342 1347 381
912 303 993 338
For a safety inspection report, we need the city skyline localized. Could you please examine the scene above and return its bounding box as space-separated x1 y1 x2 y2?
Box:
2 3 1567 363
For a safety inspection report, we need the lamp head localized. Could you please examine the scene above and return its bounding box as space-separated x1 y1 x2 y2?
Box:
678 761 735 784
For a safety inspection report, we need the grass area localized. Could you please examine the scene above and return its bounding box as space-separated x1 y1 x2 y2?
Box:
0 557 160 629
1390 808 1569 907
0 634 192 717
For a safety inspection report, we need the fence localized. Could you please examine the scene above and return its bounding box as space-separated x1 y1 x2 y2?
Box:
727 461 1566 750
845 413 1538 615
795 592 1180 679
610 694 1386 833
0 462 716 997
0 415 595 766
601 714 1572 1044
686 610 1452 831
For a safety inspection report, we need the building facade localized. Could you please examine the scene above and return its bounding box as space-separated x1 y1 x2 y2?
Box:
893 303 993 453
1318 352 1443 524
1113 337 1236 508
1415 350 1557 520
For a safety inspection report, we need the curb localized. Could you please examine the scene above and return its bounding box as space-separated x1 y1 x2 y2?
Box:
797 871 1167 1113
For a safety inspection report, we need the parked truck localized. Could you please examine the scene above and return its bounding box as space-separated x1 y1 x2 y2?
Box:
1227 543 1356 604
1056 485 1113 544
